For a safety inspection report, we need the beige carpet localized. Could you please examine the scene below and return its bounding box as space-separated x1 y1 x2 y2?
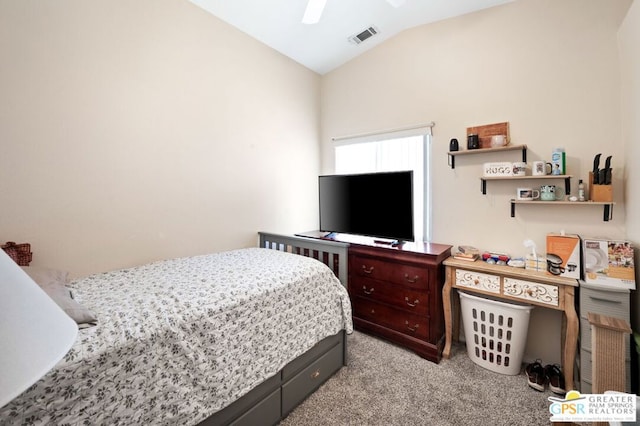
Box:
280 331 555 425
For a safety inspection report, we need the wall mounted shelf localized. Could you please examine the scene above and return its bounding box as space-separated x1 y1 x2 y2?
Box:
510 200 615 221
480 175 573 194
448 143 611 221
447 144 527 169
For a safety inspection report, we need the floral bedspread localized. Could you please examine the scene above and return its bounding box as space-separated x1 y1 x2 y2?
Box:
0 248 353 425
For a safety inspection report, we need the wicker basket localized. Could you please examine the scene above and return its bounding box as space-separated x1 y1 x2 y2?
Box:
1 241 33 266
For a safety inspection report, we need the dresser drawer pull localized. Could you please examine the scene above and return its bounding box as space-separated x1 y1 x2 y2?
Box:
589 296 622 305
405 297 419 307
362 265 374 274
405 321 419 332
370 309 375 315
310 369 321 379
362 285 375 295
404 274 419 283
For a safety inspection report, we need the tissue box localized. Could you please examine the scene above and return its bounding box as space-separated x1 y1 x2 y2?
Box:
583 238 635 290
546 233 581 279
525 253 545 272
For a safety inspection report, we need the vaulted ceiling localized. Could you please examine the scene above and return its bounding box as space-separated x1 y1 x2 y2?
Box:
190 0 516 74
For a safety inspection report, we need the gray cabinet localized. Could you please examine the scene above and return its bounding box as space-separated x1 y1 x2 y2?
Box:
578 282 631 393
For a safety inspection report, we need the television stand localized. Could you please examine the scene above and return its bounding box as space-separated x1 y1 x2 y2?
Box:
348 240 452 362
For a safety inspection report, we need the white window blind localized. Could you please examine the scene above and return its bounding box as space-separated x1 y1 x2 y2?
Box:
333 131 432 242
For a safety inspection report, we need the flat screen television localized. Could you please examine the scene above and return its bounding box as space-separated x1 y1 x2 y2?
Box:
319 170 414 243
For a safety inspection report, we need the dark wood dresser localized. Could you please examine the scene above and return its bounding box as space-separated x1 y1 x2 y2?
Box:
348 241 452 363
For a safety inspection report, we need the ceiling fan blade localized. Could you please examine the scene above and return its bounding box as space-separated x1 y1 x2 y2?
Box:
302 0 327 24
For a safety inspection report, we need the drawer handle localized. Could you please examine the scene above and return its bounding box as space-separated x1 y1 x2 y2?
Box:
404 274 419 283
362 265 374 274
362 285 375 295
405 321 419 332
405 297 419 307
589 296 623 304
310 370 321 379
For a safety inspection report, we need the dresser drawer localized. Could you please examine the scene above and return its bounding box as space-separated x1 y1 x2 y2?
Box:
350 255 429 289
455 269 500 294
350 276 428 315
579 287 630 320
353 296 429 340
503 277 558 307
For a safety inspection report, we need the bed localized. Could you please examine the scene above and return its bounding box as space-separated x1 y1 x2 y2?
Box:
0 234 352 425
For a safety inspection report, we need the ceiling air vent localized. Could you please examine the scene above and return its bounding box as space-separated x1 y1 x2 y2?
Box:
348 26 379 44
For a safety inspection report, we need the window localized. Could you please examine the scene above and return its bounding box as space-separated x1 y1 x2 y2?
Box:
333 129 432 242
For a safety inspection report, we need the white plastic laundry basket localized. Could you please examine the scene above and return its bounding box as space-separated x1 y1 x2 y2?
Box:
459 291 533 375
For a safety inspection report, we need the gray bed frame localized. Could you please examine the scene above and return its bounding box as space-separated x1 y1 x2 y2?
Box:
198 232 350 426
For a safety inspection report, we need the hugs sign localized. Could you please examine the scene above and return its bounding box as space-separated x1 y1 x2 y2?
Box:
483 162 513 177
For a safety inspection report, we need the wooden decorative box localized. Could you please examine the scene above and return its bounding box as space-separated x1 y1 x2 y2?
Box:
467 122 510 149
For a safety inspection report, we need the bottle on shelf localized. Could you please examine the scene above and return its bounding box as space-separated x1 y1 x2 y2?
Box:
578 179 585 201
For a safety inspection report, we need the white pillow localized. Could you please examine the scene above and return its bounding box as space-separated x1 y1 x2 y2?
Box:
21 266 97 328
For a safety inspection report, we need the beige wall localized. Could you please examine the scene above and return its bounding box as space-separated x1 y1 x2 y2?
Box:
0 0 321 277
321 0 633 364
618 0 640 330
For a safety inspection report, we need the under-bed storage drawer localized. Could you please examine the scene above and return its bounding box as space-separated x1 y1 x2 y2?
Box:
230 389 281 426
205 373 281 426
283 332 343 381
282 341 343 416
